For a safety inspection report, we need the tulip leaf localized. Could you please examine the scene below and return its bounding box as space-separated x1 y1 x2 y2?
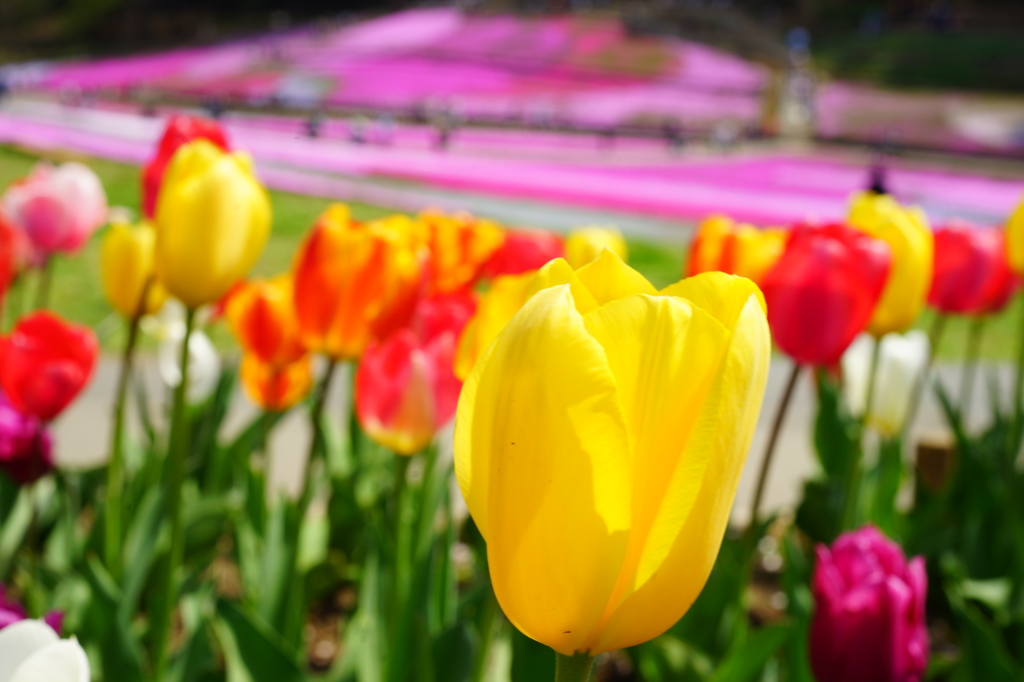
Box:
0 486 33 580
215 599 307 682
329 549 384 682
83 556 146 682
120 487 166 622
707 623 792 682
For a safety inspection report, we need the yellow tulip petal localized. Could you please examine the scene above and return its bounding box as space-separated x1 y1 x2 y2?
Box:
454 271 534 381
662 271 767 328
574 250 656 306
526 258 599 314
580 293 731 650
594 290 770 652
454 284 632 655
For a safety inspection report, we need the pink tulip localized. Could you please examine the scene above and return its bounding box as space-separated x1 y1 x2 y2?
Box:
2 162 107 256
810 526 929 682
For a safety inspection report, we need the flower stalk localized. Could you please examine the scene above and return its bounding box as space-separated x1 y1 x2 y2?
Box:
554 652 595 682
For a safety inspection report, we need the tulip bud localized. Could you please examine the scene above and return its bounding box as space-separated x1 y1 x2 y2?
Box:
842 331 929 437
480 228 563 278
1 162 107 256
810 526 928 682
418 209 505 294
154 139 271 309
761 223 891 366
848 192 933 336
0 313 98 421
0 392 52 485
455 250 770 654
225 275 306 366
293 204 425 360
687 215 787 285
100 221 167 319
0 619 90 682
142 115 229 219
564 226 628 269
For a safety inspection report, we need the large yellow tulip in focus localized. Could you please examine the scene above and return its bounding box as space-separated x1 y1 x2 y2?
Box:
154 139 271 309
564 226 628 269
848 192 933 336
454 251 770 661
1006 197 1024 274
101 221 167 318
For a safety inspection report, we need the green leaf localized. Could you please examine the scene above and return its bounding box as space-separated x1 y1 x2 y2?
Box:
708 624 792 682
120 487 166 623
83 557 146 682
215 600 307 682
509 627 554 682
0 486 33 580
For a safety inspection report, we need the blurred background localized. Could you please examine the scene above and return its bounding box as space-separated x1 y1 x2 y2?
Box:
1 0 1022 514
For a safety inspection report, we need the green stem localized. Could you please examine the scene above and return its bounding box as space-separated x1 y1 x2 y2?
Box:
1014 299 1024 444
844 337 882 530
469 585 500 682
34 258 52 310
151 308 196 679
554 652 595 682
747 362 801 536
899 313 947 442
105 312 144 580
959 317 985 418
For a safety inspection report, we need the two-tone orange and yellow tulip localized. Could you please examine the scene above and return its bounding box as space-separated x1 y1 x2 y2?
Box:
848 192 933 336
418 209 505 293
100 221 167 319
226 275 312 411
293 204 425 360
686 214 786 285
154 139 271 310
454 250 770 664
564 226 628 269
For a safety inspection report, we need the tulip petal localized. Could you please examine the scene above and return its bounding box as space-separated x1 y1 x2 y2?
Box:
526 258 599 314
9 640 89 682
0 620 59 682
593 289 770 653
454 284 632 655
661 271 767 327
574 250 656 305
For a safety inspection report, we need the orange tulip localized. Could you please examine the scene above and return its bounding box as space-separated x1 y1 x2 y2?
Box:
225 275 305 366
293 204 426 360
686 215 786 285
240 354 314 412
418 209 504 294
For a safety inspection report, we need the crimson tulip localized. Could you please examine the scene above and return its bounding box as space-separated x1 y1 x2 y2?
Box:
479 228 563 278
142 115 229 219
929 221 1013 315
0 312 98 421
410 292 477 344
760 223 891 366
810 526 928 682
0 392 52 485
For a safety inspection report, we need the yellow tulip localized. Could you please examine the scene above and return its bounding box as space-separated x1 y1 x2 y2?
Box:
154 139 271 309
686 214 787 285
454 250 770 656
454 271 534 381
564 226 628 269
848 192 933 336
1006 197 1024 274
100 221 167 318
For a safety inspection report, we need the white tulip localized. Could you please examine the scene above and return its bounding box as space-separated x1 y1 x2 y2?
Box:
842 330 930 436
0 620 89 682
147 299 222 404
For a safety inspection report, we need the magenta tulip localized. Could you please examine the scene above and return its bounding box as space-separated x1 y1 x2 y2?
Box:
0 392 53 485
810 526 929 682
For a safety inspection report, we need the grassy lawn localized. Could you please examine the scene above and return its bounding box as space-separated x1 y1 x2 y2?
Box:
1 144 1019 361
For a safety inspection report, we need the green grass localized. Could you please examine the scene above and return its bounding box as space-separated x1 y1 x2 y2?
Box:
2 144 1022 361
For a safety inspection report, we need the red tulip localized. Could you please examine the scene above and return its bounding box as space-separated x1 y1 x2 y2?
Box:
410 292 477 344
356 329 462 456
480 229 563 278
810 526 928 682
929 222 1012 315
761 223 891 366
141 115 229 218
0 313 98 421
